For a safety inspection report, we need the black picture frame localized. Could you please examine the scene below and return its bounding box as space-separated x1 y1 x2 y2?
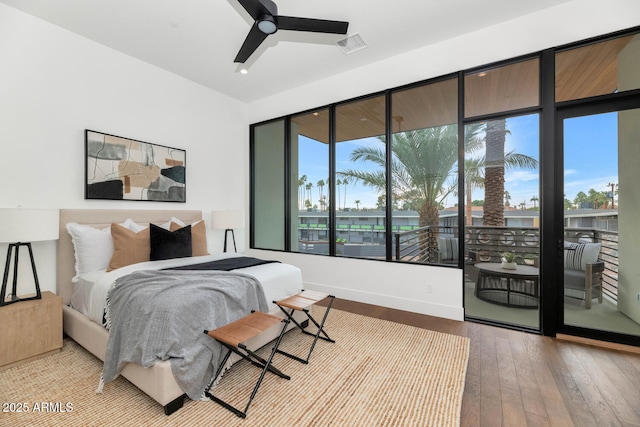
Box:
85 130 186 202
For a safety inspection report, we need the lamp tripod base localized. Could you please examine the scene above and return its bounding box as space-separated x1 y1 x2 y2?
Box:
1 242 42 307
223 229 237 253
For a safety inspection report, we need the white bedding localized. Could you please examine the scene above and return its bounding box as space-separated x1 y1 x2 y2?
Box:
71 253 303 325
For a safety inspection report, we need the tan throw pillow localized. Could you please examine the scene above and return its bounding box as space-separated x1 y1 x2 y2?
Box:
107 223 151 271
170 220 209 256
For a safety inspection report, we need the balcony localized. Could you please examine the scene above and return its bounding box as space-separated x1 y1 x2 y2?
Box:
393 224 640 335
296 221 638 334
394 225 620 303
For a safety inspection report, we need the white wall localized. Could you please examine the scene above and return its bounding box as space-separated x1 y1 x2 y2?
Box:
0 3 248 297
247 249 464 320
245 0 640 321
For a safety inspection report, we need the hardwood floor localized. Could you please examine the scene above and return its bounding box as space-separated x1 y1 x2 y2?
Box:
321 298 640 427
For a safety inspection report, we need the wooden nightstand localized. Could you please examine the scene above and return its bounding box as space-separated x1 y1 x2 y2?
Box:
0 291 63 370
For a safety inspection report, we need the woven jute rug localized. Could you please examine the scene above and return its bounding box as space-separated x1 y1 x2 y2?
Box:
0 308 469 427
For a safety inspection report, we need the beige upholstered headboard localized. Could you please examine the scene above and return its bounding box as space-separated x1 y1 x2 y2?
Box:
57 209 203 305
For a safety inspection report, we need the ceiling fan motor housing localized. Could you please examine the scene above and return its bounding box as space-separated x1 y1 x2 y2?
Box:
258 14 277 34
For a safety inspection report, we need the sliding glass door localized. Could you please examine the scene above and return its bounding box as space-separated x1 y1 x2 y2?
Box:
463 114 541 330
559 106 640 342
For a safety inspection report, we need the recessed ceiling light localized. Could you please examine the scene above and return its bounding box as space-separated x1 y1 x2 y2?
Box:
313 112 319 116
168 20 179 28
240 68 248 75
477 72 487 77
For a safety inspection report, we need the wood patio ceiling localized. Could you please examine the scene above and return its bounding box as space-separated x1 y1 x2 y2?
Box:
291 35 636 143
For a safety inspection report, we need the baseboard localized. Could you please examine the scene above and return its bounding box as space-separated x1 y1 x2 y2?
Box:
556 333 640 354
304 281 464 321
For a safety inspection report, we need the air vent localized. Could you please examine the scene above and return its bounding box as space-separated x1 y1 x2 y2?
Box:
336 33 367 55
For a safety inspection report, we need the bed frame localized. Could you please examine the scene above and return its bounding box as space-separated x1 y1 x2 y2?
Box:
57 209 303 415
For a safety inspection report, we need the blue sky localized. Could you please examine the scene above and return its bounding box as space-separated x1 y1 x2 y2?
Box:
297 112 619 210
298 136 383 209
563 112 618 203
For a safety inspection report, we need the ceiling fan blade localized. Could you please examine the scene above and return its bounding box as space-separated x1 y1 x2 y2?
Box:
276 16 349 34
234 23 269 63
236 0 277 20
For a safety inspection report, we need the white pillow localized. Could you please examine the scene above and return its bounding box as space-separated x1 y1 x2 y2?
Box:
66 218 147 281
159 217 186 231
121 218 147 232
564 242 601 271
66 223 114 281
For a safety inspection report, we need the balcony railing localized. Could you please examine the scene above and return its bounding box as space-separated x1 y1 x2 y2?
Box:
394 225 619 302
393 225 459 263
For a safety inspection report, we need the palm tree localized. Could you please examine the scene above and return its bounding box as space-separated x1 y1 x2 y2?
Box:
464 157 485 226
339 126 458 228
319 195 327 212
530 196 539 208
298 175 307 210
504 190 512 207
342 178 349 210
504 190 511 207
464 122 537 225
574 191 589 208
317 179 325 210
339 126 458 261
464 152 537 224
305 182 313 207
355 199 361 210
483 119 507 226
564 195 574 210
338 122 537 261
564 199 574 209
480 119 538 225
587 188 608 209
335 179 342 210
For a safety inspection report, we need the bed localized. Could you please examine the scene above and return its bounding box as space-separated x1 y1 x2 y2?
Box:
57 209 305 415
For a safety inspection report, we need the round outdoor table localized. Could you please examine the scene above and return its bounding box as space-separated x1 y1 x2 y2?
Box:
474 262 539 308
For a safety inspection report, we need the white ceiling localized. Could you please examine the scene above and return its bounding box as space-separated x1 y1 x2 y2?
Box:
0 0 572 103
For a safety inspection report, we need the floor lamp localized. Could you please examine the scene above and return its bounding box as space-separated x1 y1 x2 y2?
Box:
211 210 244 253
0 209 59 306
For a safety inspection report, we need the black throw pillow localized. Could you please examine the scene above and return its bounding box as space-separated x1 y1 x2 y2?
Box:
150 223 192 261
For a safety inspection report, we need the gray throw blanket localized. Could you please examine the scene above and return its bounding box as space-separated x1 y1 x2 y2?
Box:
100 269 269 400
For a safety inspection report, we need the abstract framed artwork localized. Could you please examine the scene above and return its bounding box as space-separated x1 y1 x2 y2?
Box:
85 130 186 202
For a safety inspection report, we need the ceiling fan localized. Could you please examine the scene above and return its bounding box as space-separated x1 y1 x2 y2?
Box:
233 0 349 63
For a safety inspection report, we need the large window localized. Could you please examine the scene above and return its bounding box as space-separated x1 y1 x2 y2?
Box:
250 28 638 273
461 57 542 327
250 26 640 347
335 95 386 259
390 78 458 263
291 109 329 254
252 120 285 250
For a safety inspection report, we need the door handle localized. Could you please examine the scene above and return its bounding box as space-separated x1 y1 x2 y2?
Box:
557 239 564 260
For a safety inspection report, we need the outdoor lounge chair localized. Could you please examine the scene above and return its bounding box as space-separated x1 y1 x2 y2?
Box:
437 237 459 264
564 241 604 309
